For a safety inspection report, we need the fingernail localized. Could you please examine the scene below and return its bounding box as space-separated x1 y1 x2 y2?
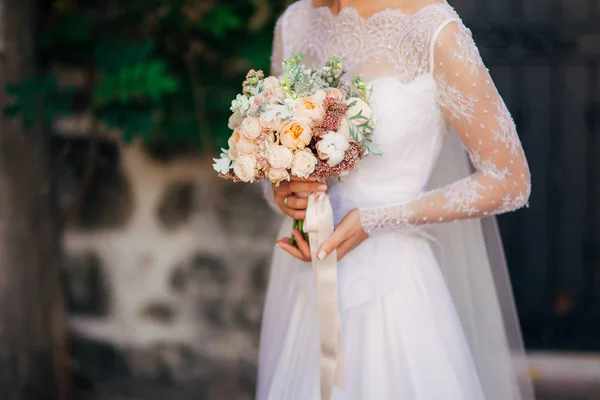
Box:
318 184 327 191
317 251 327 260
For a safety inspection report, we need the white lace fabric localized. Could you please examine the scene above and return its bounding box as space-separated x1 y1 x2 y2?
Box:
269 0 530 235
358 20 531 234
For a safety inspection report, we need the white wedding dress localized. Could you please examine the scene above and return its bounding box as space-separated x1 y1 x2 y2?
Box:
257 1 536 399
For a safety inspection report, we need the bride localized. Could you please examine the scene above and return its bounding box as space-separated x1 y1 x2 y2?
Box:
257 0 536 399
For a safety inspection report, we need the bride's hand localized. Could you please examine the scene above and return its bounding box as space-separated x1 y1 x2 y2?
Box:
276 209 369 262
273 176 327 220
318 208 368 261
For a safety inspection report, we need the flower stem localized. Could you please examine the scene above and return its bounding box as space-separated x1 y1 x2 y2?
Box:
290 219 299 247
290 218 308 248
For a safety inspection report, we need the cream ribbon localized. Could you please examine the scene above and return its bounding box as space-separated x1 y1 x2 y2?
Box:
304 192 346 400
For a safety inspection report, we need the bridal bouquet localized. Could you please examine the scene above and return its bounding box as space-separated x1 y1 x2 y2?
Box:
213 53 380 242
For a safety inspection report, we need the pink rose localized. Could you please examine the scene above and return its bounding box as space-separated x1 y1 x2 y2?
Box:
279 120 313 150
233 155 257 183
262 77 285 100
268 168 290 185
248 92 272 115
267 144 294 169
239 117 262 140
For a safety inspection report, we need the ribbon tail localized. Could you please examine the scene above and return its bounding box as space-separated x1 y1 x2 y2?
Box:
305 193 346 400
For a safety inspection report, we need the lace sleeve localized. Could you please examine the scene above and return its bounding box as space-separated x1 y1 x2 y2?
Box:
262 17 285 215
358 20 531 235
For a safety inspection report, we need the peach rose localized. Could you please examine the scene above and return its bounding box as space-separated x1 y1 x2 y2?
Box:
280 120 313 150
327 88 345 102
313 89 327 103
233 155 257 183
267 144 294 170
294 95 325 122
228 111 243 130
227 132 238 160
229 130 256 157
259 113 286 132
291 150 317 179
268 168 290 185
239 117 262 140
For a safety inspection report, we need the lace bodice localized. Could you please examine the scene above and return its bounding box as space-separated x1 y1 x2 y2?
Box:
270 0 531 234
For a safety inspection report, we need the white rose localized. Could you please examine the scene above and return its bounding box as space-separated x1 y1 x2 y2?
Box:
316 131 350 167
267 144 294 170
268 168 290 185
337 117 353 142
239 117 262 140
346 97 373 126
233 155 257 183
228 111 243 130
291 150 317 179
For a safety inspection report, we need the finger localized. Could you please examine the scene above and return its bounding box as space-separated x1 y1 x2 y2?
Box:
277 238 309 262
317 228 347 261
281 207 306 220
335 238 356 262
292 229 311 259
288 181 328 194
273 180 292 194
290 175 317 182
274 190 293 208
284 196 309 210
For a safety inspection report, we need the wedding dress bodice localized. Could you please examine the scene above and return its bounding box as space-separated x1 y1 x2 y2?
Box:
271 0 531 233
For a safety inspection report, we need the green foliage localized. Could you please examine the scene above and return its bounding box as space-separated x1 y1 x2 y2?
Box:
3 0 288 149
4 76 73 127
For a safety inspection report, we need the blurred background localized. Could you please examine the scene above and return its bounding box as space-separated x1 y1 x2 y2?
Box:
0 0 599 399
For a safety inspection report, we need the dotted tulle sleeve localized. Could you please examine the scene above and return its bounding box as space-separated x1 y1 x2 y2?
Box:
359 20 531 235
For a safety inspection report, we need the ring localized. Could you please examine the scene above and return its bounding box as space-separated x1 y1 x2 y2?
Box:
284 196 289 206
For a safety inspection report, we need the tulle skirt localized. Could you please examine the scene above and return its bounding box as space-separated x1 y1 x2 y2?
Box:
256 219 487 400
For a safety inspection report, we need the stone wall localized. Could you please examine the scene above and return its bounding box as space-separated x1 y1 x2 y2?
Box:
56 138 282 399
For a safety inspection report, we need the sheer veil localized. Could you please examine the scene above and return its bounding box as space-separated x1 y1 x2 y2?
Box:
426 130 536 400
